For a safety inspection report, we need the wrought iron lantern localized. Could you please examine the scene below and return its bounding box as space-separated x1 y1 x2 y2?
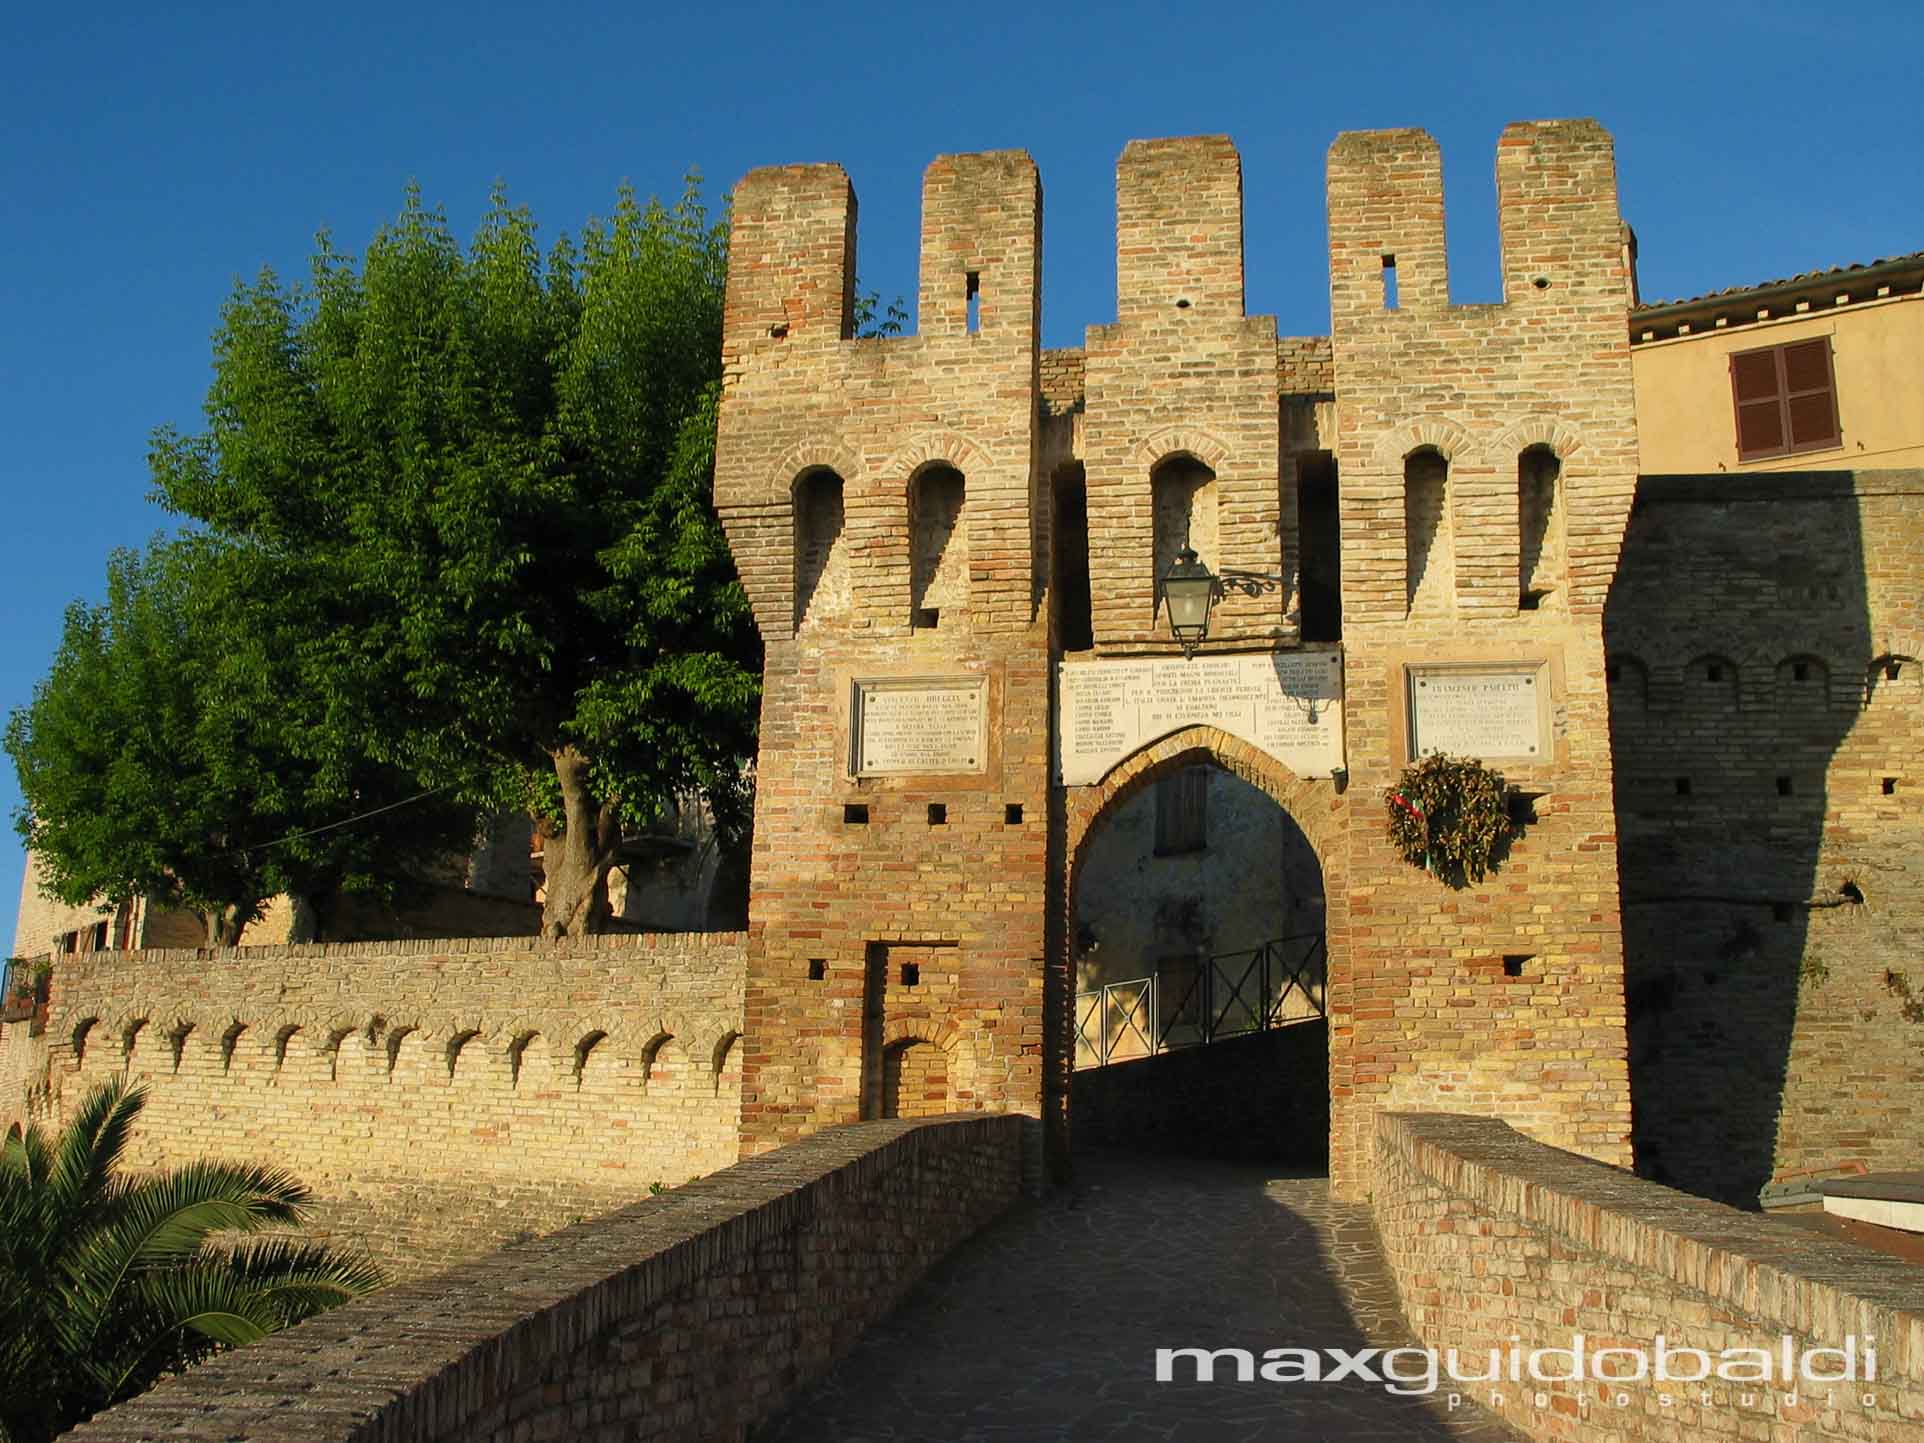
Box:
1160 547 1216 658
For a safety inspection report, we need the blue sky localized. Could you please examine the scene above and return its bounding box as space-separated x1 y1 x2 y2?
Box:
3 1 1918 950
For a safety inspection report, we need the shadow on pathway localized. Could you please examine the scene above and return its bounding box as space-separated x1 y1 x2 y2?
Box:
755 1148 1522 1443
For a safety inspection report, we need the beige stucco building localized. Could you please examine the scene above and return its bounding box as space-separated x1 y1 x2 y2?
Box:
1631 250 1924 474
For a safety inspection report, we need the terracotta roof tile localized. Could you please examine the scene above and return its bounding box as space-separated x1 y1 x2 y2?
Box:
1636 251 1924 312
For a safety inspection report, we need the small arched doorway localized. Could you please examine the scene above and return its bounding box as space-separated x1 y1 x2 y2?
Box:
1056 726 1343 1173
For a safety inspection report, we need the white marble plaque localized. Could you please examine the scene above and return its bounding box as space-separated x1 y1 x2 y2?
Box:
1407 667 1544 760
1056 652 1345 786
851 677 987 775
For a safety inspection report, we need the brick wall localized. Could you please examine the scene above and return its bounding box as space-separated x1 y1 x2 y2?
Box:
0 1017 45 1139
37 931 746 1276
1082 136 1293 653
65 1114 1025 1443
1372 1111 1924 1442
715 125 1653 1199
715 153 1051 1163
1324 122 1639 1194
1607 470 1924 1203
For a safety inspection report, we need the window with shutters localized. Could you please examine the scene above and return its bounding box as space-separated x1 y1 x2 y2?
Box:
1729 338 1841 461
1154 766 1209 855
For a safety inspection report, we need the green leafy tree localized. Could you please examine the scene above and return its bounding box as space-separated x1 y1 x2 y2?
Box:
150 180 760 936
6 540 481 944
0 1078 382 1441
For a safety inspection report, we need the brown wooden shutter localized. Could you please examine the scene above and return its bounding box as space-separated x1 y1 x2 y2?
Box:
1781 337 1841 451
1731 348 1786 459
1730 339 1842 461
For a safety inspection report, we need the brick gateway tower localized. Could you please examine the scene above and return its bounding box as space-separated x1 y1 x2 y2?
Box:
714 122 1637 1196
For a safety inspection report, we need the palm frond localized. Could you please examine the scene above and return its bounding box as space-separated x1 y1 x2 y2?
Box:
90 1266 282 1398
58 1158 314 1359
47 1077 145 1215
0 1119 54 1187
222 1234 385 1322
0 1080 378 1441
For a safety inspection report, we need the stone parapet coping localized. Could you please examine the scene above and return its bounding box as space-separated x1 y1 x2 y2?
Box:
66 1112 1026 1442
52 928 749 968
1376 1111 1924 1380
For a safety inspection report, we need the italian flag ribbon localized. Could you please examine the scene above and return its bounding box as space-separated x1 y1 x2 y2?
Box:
1388 790 1425 822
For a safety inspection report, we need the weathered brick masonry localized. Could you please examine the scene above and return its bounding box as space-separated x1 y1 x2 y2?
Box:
1607 470 1924 1204
33 932 746 1277
1372 1112 1924 1443
1323 122 1638 1193
65 1114 1025 1443
716 155 1053 1161
717 123 1640 1195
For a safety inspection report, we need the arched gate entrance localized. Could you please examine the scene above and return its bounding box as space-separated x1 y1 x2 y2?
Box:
1051 725 1347 1173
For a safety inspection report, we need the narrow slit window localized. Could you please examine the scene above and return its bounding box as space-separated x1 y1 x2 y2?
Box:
910 465 967 628
1517 446 1562 610
1382 255 1399 310
965 272 980 334
1403 448 1450 614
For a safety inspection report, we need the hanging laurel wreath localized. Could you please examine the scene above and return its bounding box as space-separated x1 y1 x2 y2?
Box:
1385 753 1516 887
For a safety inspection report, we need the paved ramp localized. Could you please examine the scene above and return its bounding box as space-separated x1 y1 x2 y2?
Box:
757 1149 1520 1443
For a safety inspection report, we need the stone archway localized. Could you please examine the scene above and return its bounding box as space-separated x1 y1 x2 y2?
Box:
1052 725 1347 1172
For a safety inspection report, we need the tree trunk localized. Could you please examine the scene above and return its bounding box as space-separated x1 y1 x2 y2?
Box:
205 903 256 947
287 892 332 944
541 745 621 939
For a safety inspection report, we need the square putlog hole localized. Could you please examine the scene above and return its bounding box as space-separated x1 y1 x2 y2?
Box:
807 959 827 982
900 962 920 988
843 803 869 825
927 803 947 825
1502 955 1531 979
1005 803 1024 825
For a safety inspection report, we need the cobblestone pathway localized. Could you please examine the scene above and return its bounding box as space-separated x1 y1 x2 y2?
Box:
757 1149 1522 1443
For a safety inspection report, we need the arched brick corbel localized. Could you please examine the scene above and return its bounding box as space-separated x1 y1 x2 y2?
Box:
880 1017 963 1051
768 438 864 501
1132 425 1232 474
877 431 996 491
1370 416 1475 471
1487 414 1585 465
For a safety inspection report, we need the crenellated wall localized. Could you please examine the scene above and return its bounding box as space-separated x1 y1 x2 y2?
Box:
715 153 1052 1163
38 931 747 1276
1322 122 1639 1193
1082 136 1294 652
715 124 1649 1198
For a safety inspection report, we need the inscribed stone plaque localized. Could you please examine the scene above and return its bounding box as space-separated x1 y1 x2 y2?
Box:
851 677 987 776
1407 667 1545 760
1056 652 1345 786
